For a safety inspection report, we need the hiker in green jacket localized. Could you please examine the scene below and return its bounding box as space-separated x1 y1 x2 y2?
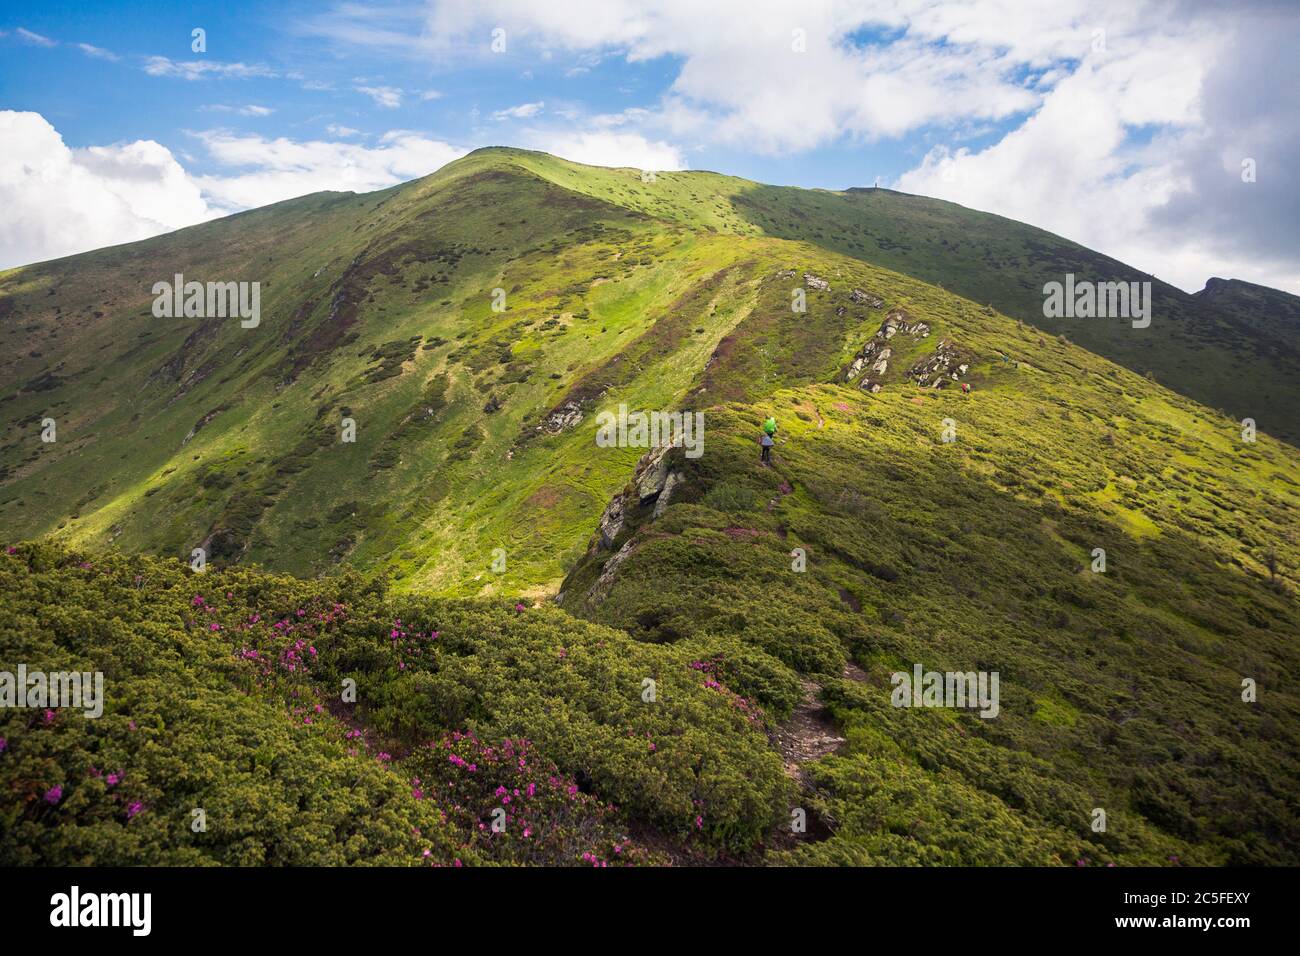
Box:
760 415 777 464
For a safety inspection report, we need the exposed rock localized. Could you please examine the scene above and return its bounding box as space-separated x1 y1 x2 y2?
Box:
908 338 976 388
869 347 892 376
182 406 227 446
596 494 625 550
803 273 830 292
587 538 638 605
653 470 682 519
634 444 671 501
536 399 582 432
843 308 931 390
849 288 884 308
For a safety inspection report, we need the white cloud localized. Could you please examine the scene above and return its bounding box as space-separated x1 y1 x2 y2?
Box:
892 10 1300 294
356 85 403 108
0 111 468 269
420 89 443 100
0 111 215 270
493 101 545 121
192 129 466 210
523 130 686 171
326 124 361 136
76 42 119 61
15 27 57 47
143 57 277 80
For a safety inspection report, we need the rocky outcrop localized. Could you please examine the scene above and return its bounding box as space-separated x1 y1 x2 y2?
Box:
843 308 931 390
907 338 974 388
586 539 638 605
537 399 583 434
849 288 884 308
653 469 683 519
634 444 672 501
803 273 830 292
596 494 625 550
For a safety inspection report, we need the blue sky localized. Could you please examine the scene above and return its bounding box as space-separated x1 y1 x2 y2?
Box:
3 1 1298 293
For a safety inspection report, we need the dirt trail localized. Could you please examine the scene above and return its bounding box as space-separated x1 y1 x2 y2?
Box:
775 662 868 785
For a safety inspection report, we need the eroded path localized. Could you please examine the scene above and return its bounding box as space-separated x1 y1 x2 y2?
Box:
775 662 868 785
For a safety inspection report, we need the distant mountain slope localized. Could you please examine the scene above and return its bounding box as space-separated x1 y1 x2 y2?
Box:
0 147 1296 598
499 149 1300 444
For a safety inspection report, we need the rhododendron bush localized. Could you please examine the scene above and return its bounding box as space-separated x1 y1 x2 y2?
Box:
0 542 790 865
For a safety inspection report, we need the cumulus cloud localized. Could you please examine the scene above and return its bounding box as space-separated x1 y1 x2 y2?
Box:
0 111 467 269
893 4 1300 293
0 111 215 269
191 129 466 210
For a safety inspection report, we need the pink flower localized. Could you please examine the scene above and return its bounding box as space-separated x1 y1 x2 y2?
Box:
209 622 221 631
106 773 120 787
125 801 144 819
0 738 7 753
44 785 62 805
43 709 56 724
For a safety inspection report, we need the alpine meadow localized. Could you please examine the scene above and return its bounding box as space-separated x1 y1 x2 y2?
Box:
1 1 1298 924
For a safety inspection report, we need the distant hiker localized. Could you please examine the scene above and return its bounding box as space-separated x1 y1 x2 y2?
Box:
961 382 971 394
761 415 777 464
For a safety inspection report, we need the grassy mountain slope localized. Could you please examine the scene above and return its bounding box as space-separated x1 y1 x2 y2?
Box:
560 316 1299 863
2 148 1297 597
506 149 1300 443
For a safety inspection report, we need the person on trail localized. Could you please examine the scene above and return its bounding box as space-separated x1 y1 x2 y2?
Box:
760 415 777 464
960 382 971 394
